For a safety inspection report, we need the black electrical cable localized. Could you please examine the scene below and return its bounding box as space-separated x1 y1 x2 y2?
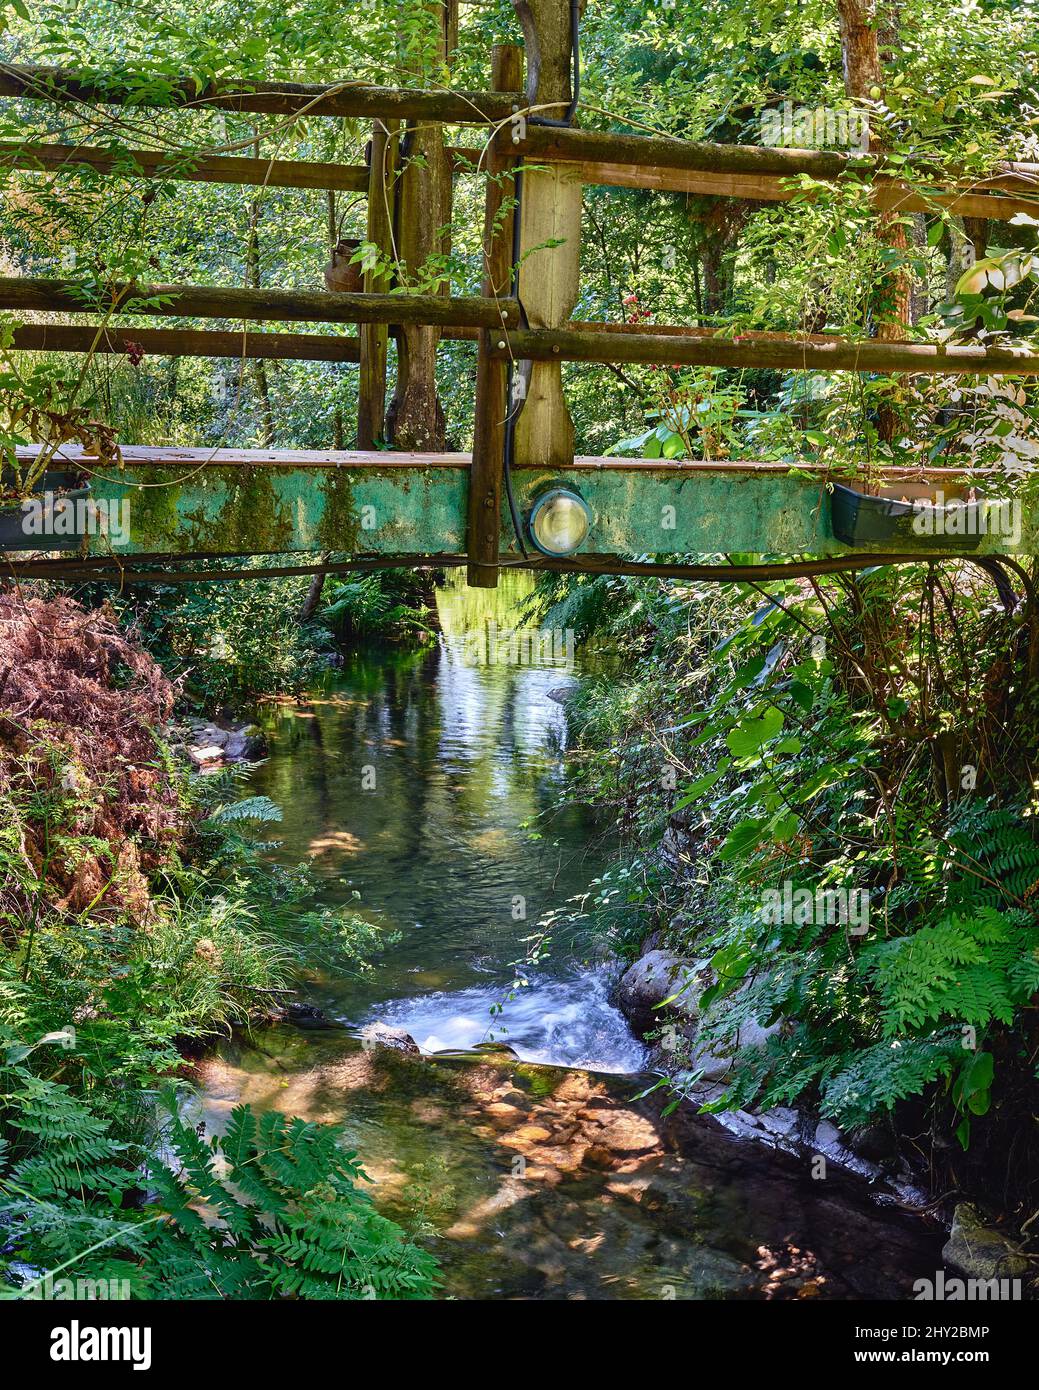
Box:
502 163 530 557
527 0 581 128
502 0 582 558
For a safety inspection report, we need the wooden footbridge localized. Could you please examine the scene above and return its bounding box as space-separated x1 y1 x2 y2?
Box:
2 0 1037 588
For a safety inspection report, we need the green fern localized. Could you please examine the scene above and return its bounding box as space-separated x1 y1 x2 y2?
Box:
1 1077 438 1301
863 907 1039 1033
205 796 283 826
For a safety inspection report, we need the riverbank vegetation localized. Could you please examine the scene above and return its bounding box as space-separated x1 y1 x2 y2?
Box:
532 556 1039 1243
0 592 437 1298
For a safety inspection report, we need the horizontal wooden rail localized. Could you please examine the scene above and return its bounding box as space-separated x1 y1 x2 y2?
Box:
0 63 522 124
516 123 1039 191
8 323 360 361
0 319 839 360
5 138 1029 222
496 327 1039 375
567 160 1036 223
0 276 520 328
16 444 980 478
0 142 368 191
4 290 1030 372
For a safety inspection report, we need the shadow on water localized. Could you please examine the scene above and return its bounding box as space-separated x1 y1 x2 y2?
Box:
197 571 944 1299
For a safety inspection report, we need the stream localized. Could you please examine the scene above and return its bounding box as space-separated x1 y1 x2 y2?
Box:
196 572 945 1300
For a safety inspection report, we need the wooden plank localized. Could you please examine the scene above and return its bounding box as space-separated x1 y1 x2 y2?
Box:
468 42 523 587
0 276 520 328
516 122 1039 191
11 312 1032 373
16 443 989 477
0 63 522 124
388 66 453 449
6 323 359 361
13 444 1033 559
495 326 1039 374
0 141 367 191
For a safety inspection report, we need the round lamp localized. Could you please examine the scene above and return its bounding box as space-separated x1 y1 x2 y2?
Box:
528 488 593 556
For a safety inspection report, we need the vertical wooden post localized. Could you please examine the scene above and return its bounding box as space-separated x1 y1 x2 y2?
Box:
512 0 582 473
467 42 524 589
357 119 398 449
387 3 454 451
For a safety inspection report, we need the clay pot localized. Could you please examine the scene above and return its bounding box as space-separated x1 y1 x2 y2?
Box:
324 238 364 294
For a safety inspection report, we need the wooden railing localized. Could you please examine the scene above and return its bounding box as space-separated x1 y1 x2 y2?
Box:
0 0 1035 586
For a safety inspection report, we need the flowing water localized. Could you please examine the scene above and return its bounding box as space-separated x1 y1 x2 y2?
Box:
197 571 944 1300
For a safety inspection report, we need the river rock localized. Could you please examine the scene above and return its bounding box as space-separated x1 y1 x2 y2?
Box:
617 950 704 1037
688 1015 783 1082
359 1022 421 1055
187 744 225 768
942 1203 1029 1282
281 1001 341 1030
224 724 267 761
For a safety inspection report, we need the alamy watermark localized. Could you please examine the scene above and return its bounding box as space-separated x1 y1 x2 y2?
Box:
911 492 1021 546
761 881 871 935
462 622 575 672
21 493 131 548
913 1270 1021 1301
760 100 870 153
27 1275 131 1301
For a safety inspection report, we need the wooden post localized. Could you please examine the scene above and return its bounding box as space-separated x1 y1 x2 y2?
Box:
357 119 398 448
387 4 454 451
467 42 524 588
511 0 582 474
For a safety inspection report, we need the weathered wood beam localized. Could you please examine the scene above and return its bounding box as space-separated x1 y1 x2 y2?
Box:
357 120 398 448
512 0 582 476
3 137 1031 225
13 444 1034 560
0 141 368 191
8 311 1031 373
567 160 1037 223
516 122 1039 192
7 138 1029 222
468 42 523 587
6 323 359 361
0 62 521 124
387 6 454 452
0 276 519 328
495 327 1039 374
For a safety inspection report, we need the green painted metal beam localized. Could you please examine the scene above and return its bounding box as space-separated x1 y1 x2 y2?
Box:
10 446 1034 560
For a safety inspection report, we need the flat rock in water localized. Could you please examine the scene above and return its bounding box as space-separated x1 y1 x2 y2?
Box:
359 1022 421 1055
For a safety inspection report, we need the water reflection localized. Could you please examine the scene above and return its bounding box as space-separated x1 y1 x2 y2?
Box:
249 571 641 1068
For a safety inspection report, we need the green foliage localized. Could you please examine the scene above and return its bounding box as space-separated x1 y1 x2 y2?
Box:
557 540 1039 1166
102 567 329 709
205 795 284 825
0 1074 437 1300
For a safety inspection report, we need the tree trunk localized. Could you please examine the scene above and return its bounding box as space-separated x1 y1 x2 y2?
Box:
246 134 275 447
838 0 909 442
